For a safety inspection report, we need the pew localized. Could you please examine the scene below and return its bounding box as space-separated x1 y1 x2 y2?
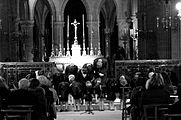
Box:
142 104 170 120
1 105 34 120
163 113 181 120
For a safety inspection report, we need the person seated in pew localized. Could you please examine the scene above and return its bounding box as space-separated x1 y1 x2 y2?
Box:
141 73 171 120
7 78 36 105
6 78 37 120
142 72 171 105
167 84 181 120
29 78 47 120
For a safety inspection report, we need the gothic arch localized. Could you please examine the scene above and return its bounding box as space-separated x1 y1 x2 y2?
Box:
60 0 90 21
29 0 56 20
95 0 118 17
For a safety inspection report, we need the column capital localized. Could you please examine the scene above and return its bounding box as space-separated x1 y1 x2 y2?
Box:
19 20 34 27
54 21 64 26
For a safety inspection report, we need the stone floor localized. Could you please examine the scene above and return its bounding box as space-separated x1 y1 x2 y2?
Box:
55 110 122 120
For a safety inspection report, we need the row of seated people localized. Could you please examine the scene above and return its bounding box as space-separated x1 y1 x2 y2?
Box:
0 75 57 120
128 68 181 120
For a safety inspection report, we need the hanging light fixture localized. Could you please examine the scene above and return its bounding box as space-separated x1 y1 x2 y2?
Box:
156 0 172 30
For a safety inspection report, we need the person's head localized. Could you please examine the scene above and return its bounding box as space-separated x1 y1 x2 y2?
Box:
148 72 154 79
86 81 92 88
96 59 103 68
68 74 75 83
119 75 128 86
81 64 88 74
37 75 51 87
18 78 30 89
148 73 165 89
29 78 40 89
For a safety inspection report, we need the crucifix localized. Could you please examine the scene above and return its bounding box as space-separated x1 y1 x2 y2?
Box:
71 19 80 45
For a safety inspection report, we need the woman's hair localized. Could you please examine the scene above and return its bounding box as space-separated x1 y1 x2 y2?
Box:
161 71 172 86
37 75 51 86
148 73 165 89
29 78 40 89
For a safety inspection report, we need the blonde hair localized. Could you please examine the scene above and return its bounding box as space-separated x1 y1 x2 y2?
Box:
37 75 51 86
18 78 30 89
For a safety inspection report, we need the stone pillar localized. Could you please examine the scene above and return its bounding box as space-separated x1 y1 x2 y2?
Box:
53 21 64 56
104 28 111 57
20 20 34 62
117 18 129 59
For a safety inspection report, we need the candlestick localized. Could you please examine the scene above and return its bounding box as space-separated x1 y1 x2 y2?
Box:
67 15 69 37
97 16 101 56
82 14 86 56
51 15 55 57
90 15 94 56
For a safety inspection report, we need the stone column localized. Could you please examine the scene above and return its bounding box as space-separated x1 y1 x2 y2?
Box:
20 20 34 62
117 18 129 59
104 28 111 57
53 21 64 56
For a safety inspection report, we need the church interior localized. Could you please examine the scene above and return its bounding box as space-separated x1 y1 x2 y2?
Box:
0 0 180 63
1 1 181 119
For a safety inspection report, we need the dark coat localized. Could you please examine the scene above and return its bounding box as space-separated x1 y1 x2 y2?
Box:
142 88 170 105
7 89 36 105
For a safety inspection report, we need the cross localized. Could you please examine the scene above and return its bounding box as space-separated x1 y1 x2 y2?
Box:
71 19 80 44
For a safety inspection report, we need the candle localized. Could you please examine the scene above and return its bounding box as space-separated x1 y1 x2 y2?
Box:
91 15 93 48
83 14 85 49
51 15 54 52
83 14 85 37
67 15 69 37
98 16 100 49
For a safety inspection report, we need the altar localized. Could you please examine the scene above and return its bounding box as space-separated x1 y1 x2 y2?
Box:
49 55 99 69
49 17 102 68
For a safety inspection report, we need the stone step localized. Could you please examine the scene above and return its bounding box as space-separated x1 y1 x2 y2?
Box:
56 103 121 112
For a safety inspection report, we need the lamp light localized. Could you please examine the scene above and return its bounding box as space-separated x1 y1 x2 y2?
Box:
176 2 181 20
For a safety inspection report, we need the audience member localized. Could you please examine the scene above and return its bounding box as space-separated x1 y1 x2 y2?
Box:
7 78 36 105
37 75 54 120
29 78 47 120
142 73 171 105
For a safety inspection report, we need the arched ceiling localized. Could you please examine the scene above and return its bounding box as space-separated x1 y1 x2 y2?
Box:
100 0 116 28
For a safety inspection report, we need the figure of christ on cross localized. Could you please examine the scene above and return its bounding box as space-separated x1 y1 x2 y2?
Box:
71 19 80 45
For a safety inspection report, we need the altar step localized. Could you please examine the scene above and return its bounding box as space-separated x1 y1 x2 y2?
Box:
56 99 124 111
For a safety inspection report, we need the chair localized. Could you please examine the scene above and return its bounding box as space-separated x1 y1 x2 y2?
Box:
142 104 170 120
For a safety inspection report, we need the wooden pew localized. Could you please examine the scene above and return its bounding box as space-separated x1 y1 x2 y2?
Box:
143 104 170 120
1 105 34 120
163 114 181 120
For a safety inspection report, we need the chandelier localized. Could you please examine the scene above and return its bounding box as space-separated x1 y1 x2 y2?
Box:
156 0 179 31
